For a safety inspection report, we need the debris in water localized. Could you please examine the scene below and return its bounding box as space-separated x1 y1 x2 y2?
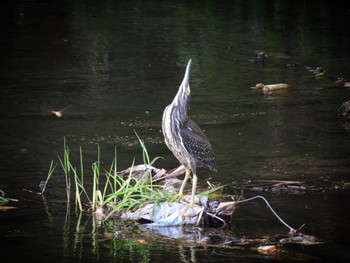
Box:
93 206 107 220
252 83 292 93
257 244 281 255
0 206 17 211
51 104 72 118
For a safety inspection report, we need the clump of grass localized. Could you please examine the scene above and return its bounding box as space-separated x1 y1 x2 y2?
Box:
198 184 226 198
103 159 169 219
99 133 169 218
43 133 168 218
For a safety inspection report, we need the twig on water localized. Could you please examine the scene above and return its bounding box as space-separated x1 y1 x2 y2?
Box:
234 195 297 235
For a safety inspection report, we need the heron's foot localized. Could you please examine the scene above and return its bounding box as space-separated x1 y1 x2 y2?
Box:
180 203 197 217
181 195 200 205
169 192 184 202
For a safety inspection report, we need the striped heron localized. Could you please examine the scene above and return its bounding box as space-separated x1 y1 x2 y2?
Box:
162 59 217 211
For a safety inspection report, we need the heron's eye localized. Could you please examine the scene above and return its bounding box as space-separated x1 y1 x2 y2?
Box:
186 85 191 96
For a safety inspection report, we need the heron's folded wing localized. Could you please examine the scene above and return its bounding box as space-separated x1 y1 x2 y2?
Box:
180 120 217 171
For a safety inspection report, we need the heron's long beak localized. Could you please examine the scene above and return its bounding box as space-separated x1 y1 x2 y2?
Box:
173 59 192 105
181 59 192 89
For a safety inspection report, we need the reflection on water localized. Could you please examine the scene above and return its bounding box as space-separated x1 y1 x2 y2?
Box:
1 0 350 262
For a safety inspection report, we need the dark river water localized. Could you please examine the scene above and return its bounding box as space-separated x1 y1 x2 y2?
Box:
1 0 350 262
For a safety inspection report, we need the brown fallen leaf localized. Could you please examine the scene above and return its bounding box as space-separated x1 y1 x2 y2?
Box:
257 244 281 255
103 232 115 239
93 211 107 218
51 104 72 118
134 239 148 244
0 206 17 211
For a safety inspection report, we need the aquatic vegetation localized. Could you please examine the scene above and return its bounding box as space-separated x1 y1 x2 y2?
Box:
40 160 57 195
42 134 170 216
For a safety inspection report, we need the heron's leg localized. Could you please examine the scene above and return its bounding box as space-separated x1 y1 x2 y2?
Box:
189 173 197 207
178 168 191 197
171 167 191 201
180 173 198 217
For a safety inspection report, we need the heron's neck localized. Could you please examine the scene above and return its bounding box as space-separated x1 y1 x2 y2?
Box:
172 96 189 123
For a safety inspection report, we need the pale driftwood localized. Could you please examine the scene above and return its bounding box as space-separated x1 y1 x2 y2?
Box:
118 164 186 183
152 165 186 182
152 168 167 180
214 201 236 216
